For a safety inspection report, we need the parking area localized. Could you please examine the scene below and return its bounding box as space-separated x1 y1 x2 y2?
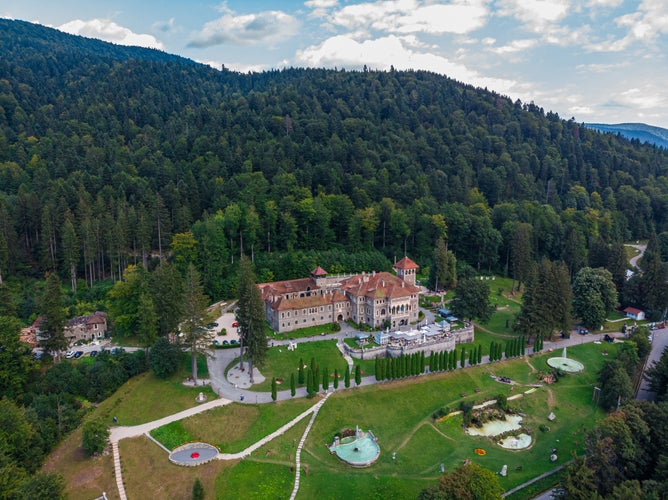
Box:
211 311 240 344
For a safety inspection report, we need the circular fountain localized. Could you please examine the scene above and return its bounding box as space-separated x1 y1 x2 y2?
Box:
547 347 584 373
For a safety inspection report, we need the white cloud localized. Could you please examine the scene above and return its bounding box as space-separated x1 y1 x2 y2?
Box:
58 19 164 49
330 0 490 35
305 0 339 7
188 10 300 47
488 38 537 54
616 0 668 42
295 34 518 93
496 0 570 32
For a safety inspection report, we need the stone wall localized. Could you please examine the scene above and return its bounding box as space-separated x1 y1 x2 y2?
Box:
345 325 474 360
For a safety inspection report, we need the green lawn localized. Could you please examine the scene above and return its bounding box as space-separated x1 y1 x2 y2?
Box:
150 398 314 452
288 342 617 499
271 322 341 341
58 339 621 500
93 360 217 426
249 340 351 392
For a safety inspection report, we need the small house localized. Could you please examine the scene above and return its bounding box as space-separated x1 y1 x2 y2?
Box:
623 307 645 321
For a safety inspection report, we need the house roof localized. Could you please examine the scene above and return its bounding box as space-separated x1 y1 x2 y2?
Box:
340 271 420 299
393 256 419 270
311 266 327 276
623 307 644 315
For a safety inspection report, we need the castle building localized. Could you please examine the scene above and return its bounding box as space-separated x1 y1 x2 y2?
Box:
259 257 421 334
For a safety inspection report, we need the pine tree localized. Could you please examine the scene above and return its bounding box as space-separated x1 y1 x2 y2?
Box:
192 478 204 500
375 358 381 381
354 364 362 385
323 366 329 390
344 365 350 388
333 368 339 389
290 372 296 397
271 377 277 401
236 256 268 382
180 264 212 384
40 272 67 357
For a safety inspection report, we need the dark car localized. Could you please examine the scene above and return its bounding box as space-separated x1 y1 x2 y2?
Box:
90 350 98 357
230 339 238 345
222 340 229 345
74 351 84 358
207 322 219 329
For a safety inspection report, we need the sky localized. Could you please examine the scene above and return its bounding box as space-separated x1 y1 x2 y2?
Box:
3 0 668 128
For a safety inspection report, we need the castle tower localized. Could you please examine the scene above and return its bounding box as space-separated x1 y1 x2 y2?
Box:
393 256 419 286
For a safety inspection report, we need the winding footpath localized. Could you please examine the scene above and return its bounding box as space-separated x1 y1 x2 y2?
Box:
109 306 618 499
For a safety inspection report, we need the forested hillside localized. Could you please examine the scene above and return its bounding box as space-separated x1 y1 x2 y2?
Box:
1 18 668 315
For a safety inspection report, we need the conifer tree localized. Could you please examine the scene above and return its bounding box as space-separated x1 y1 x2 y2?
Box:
355 364 362 385
298 358 305 384
290 372 296 397
333 368 339 389
40 272 67 357
236 256 268 381
344 365 350 388
460 348 466 368
271 377 277 401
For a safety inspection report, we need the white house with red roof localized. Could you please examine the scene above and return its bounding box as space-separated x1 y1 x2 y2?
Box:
623 307 645 321
259 258 421 333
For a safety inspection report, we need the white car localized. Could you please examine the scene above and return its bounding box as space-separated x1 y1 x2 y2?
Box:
65 350 75 359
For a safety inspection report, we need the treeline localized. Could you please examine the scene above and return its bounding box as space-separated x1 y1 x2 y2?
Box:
1 20 668 320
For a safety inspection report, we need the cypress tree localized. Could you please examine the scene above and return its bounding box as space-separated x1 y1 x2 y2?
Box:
354 364 362 385
344 365 350 388
478 344 483 364
271 377 277 401
460 348 466 368
334 368 339 389
375 358 381 381
298 358 305 384
323 366 329 390
420 351 426 373
290 372 296 397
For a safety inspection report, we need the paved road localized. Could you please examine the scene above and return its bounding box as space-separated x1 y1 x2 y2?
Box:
626 243 647 271
206 319 610 405
637 325 668 401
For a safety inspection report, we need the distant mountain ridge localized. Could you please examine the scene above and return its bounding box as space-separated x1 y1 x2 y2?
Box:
586 122 668 149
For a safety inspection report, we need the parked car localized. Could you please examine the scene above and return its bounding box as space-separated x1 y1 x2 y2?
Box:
89 350 98 357
213 339 220 346
65 351 75 359
222 340 229 345
230 339 238 345
232 321 239 327
207 322 219 329
74 351 84 358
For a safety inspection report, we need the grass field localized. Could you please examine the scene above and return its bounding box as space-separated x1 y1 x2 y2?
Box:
92 364 218 426
150 398 314 452
48 341 618 499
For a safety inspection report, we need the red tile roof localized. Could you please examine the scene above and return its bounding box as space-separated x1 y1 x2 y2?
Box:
623 307 644 315
311 266 327 276
393 256 419 270
340 272 419 299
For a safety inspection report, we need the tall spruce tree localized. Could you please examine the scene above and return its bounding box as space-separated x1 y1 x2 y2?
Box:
236 256 268 382
39 272 67 357
180 264 212 384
